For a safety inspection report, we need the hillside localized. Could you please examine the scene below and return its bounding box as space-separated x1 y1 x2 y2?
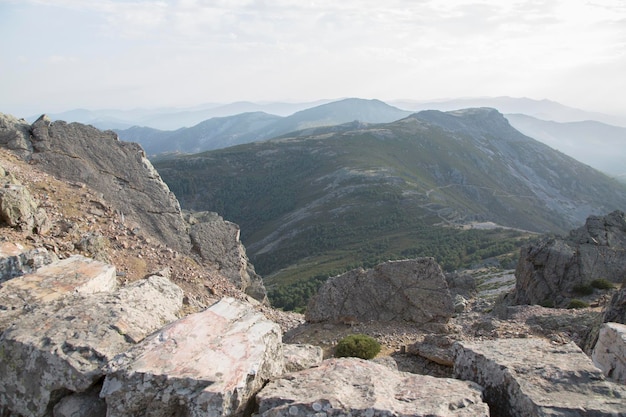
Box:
154 108 626 307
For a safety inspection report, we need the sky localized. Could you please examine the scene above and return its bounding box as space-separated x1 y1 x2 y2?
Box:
1 0 625 118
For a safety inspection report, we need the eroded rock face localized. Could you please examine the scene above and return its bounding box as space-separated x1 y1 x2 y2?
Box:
514 210 626 308
0 275 183 417
25 115 191 254
188 211 267 302
0 242 57 284
0 163 50 234
306 258 454 324
256 357 489 417
0 113 32 155
453 338 626 417
101 297 284 417
592 322 626 384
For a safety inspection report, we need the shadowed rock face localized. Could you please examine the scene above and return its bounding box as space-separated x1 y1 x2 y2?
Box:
305 258 454 324
514 210 626 308
592 322 626 384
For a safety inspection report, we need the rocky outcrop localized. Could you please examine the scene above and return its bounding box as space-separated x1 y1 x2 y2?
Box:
453 338 626 417
305 258 454 325
514 210 626 307
0 242 57 284
0 274 183 417
0 162 50 234
101 297 283 417
604 283 626 324
256 357 489 417
0 255 117 331
188 211 267 302
592 322 626 384
0 113 268 302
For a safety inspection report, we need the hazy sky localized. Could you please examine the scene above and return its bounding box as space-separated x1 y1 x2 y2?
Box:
1 0 625 117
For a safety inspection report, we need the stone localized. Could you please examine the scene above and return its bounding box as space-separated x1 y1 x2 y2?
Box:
0 113 32 155
453 338 626 417
52 383 106 417
0 183 50 234
0 255 117 331
514 210 626 308
0 242 57 284
256 357 489 417
0 275 183 417
604 283 626 324
592 322 626 384
283 343 323 373
188 211 267 302
101 297 284 417
306 258 454 325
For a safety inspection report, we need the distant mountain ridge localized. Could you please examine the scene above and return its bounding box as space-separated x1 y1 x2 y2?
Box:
154 108 626 287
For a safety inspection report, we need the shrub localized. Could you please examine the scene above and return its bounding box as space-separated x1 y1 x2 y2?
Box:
539 299 555 308
590 278 613 290
335 334 381 359
567 299 589 309
572 283 594 296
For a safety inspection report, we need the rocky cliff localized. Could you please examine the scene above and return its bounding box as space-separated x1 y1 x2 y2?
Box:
0 112 266 301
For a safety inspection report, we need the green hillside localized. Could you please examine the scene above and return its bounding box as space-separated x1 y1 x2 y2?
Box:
154 108 626 310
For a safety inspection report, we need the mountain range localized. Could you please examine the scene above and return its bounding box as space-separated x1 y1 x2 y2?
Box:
153 108 626 299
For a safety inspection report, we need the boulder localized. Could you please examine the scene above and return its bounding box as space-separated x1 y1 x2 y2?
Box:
283 343 324 372
306 258 454 324
453 338 626 417
0 255 116 331
188 211 267 302
0 113 32 155
592 322 626 384
52 383 106 417
101 297 284 417
256 357 489 417
0 177 50 234
514 210 626 308
0 275 183 417
0 242 57 284
604 283 626 324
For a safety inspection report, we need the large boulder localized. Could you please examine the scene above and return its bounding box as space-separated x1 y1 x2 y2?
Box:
0 113 32 155
592 322 626 384
514 210 626 307
0 255 117 331
188 211 267 302
101 297 284 417
0 242 57 284
453 338 626 417
0 275 183 417
306 258 454 325
0 163 50 234
256 357 489 417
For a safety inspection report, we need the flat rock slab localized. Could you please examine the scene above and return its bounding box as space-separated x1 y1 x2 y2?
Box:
256 357 489 417
453 338 626 417
102 297 284 417
306 258 454 324
593 322 626 384
283 343 323 373
0 255 117 332
0 275 183 417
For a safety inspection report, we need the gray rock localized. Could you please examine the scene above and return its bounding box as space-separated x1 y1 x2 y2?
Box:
453 338 626 417
101 297 284 417
592 322 626 384
0 113 32 155
283 343 323 373
0 255 116 331
514 210 626 308
0 242 57 284
26 115 191 253
0 275 183 417
52 383 106 417
188 211 267 302
256 357 489 417
604 283 626 324
0 181 50 234
306 258 454 324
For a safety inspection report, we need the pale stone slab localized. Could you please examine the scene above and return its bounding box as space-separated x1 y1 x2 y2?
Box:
593 322 626 384
101 297 284 417
256 357 489 417
0 275 183 417
283 343 323 373
453 338 626 417
0 255 117 331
